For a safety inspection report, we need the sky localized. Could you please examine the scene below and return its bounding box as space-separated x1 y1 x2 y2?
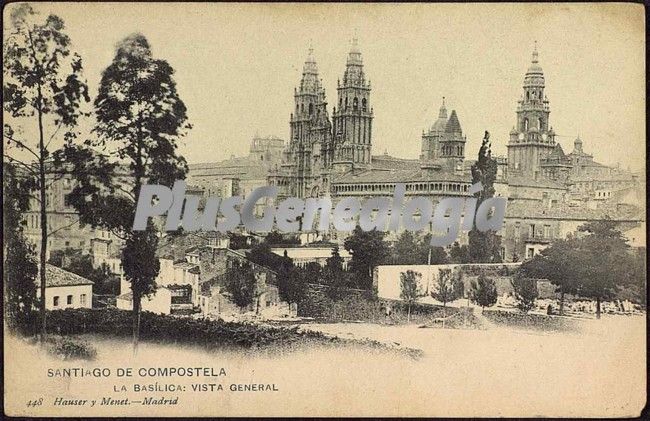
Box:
6 2 646 171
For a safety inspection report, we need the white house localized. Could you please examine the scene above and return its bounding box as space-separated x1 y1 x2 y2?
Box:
36 264 93 310
116 287 173 315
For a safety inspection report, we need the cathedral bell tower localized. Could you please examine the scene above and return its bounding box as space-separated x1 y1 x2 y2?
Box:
288 47 330 198
507 44 556 178
332 38 373 172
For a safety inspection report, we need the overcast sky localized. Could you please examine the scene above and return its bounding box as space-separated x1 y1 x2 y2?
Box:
10 3 646 171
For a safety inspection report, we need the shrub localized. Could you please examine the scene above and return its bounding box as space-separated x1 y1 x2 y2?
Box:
45 336 97 361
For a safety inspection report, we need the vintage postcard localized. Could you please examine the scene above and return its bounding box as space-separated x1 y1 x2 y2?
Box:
3 2 646 417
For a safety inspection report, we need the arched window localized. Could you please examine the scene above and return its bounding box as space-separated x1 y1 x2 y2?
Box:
308 103 313 115
524 118 529 131
362 98 367 111
526 91 530 100
538 117 543 130
353 97 358 110
345 97 348 109
300 103 304 113
339 97 342 107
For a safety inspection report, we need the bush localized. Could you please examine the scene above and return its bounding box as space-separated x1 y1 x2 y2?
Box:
45 336 97 361
45 308 422 359
483 310 580 332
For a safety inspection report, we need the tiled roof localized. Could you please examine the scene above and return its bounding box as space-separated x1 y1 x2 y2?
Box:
506 175 567 189
370 154 420 171
445 110 462 134
37 264 94 288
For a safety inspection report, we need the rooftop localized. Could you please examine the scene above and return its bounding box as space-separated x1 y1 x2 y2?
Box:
37 264 94 288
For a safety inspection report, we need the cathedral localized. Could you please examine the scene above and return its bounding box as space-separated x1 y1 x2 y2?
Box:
269 39 469 201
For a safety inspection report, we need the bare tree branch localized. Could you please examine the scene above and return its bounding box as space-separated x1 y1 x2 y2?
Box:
3 133 41 160
3 154 38 176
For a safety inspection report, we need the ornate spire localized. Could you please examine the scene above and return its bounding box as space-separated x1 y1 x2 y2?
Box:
300 45 320 94
341 37 366 87
439 96 448 119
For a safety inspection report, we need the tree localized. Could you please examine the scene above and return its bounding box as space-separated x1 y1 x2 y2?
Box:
224 261 256 311
393 231 419 265
470 273 498 309
65 34 190 351
3 164 38 335
468 131 502 263
511 273 538 313
322 245 350 299
392 231 448 265
519 236 581 315
575 219 634 319
344 225 390 289
247 242 285 272
449 241 470 264
3 4 90 340
431 268 461 308
276 250 305 305
400 270 422 323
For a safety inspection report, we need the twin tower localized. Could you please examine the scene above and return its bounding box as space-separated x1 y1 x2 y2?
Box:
282 39 373 198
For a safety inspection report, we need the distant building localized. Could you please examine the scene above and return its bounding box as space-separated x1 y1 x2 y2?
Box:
116 287 172 315
270 246 351 269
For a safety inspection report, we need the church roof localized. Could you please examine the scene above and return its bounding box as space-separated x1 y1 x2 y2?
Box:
547 143 567 159
505 175 567 189
445 110 462 134
370 154 420 171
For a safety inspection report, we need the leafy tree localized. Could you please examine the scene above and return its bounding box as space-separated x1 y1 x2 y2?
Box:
246 242 285 272
64 34 190 351
420 233 449 265
303 261 322 282
392 231 448 265
449 241 470 264
393 231 419 265
400 270 422 323
344 225 390 290
470 273 498 309
322 245 350 299
575 219 634 319
468 131 502 263
3 164 38 335
519 236 581 314
276 250 305 305
3 4 90 339
431 268 460 308
224 261 256 311
511 273 539 313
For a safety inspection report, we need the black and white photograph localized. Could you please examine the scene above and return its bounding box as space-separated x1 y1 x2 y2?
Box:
2 2 646 417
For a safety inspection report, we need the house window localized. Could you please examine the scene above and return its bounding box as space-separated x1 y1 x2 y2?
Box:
80 294 87 306
67 295 73 305
529 224 535 238
544 225 551 238
53 296 60 307
527 248 535 259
